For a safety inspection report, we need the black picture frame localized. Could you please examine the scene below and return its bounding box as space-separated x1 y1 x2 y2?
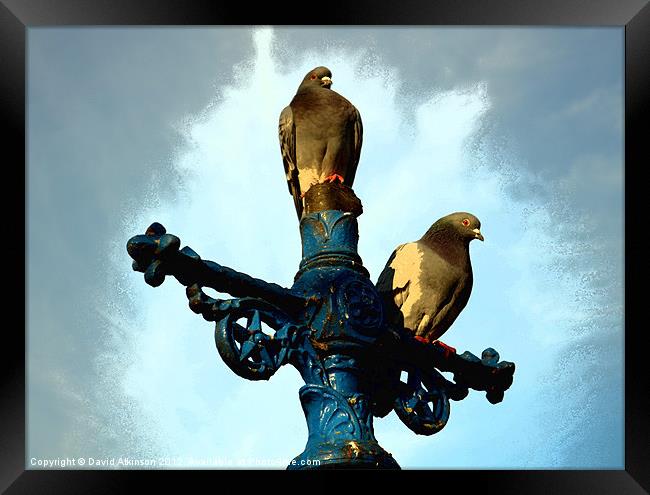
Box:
4 0 646 492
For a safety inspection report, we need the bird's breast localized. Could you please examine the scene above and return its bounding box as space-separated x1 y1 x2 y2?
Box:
418 245 470 289
292 92 356 130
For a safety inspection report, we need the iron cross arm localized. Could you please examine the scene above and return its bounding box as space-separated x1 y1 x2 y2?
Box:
382 333 516 405
126 222 307 319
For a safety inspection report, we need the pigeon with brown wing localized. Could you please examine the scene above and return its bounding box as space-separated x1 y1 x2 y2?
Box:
279 66 363 219
376 212 484 356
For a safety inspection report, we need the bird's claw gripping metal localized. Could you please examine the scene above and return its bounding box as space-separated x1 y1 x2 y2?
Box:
323 173 345 184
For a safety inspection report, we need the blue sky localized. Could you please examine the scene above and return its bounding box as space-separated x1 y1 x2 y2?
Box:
27 26 623 469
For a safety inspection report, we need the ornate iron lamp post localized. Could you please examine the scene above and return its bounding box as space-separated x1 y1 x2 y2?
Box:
126 180 515 470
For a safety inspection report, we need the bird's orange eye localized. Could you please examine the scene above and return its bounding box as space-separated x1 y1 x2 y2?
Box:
462 219 470 227
310 74 317 80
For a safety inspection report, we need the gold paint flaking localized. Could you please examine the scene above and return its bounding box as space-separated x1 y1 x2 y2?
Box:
347 441 361 456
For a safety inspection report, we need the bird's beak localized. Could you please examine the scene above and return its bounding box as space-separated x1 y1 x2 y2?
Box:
321 76 332 88
473 228 484 241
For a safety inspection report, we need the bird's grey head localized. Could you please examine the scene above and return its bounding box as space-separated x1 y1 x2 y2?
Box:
298 66 333 91
424 212 484 244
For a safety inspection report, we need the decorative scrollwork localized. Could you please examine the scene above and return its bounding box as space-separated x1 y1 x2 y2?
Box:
298 385 376 446
214 298 296 381
186 283 238 322
393 366 468 436
339 279 383 333
210 291 316 381
451 348 515 404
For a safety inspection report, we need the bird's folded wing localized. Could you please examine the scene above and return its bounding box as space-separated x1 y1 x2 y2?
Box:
345 107 363 186
422 291 457 339
422 277 469 340
279 105 302 218
376 243 420 309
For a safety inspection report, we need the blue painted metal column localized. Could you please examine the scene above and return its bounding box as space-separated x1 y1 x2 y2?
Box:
126 185 515 470
287 210 397 468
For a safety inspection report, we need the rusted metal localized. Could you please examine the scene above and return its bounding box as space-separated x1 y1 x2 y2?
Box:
304 182 363 217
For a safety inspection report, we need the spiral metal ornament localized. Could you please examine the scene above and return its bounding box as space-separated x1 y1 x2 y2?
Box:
214 299 290 381
393 367 453 436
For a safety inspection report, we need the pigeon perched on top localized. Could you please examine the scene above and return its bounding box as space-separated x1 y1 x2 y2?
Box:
376 212 484 355
279 66 363 219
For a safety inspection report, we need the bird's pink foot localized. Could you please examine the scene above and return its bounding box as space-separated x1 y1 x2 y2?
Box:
323 174 344 184
433 340 457 358
414 336 456 358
